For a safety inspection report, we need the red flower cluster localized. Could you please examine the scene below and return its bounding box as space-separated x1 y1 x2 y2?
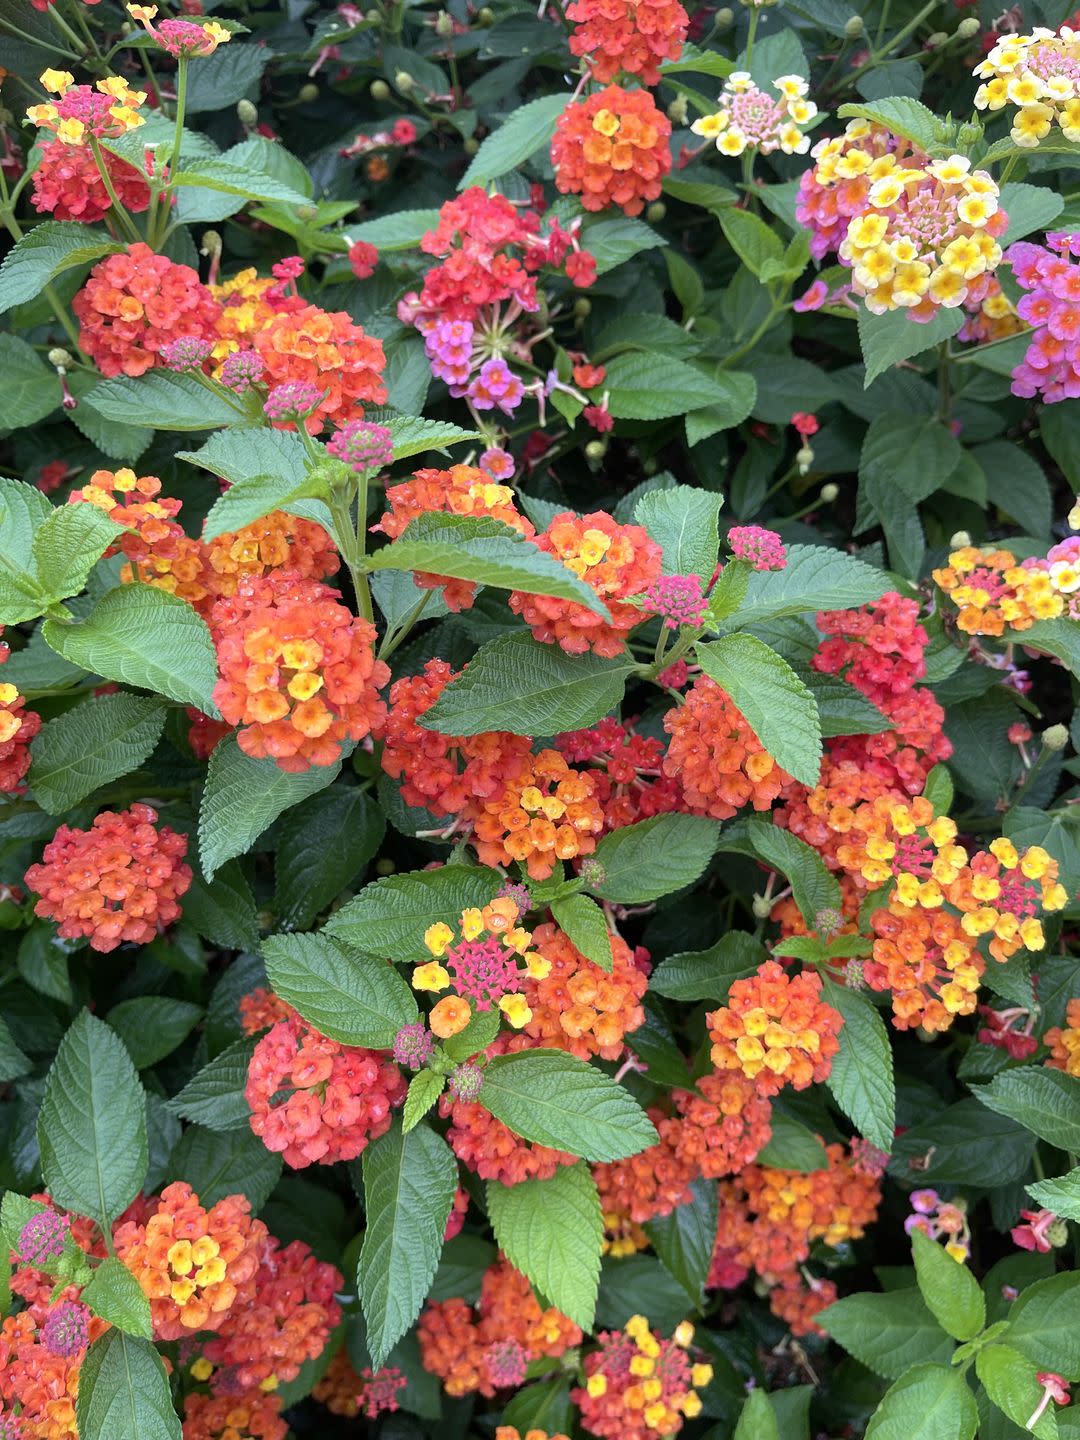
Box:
663 676 791 819
251 303 387 432
567 0 688 83
245 1015 406 1168
707 961 843 1095
521 921 648 1060
74 243 221 377
0 658 40 793
552 87 672 217
211 570 390 772
33 139 151 224
375 465 535 611
24 803 191 952
509 511 663 658
556 717 681 831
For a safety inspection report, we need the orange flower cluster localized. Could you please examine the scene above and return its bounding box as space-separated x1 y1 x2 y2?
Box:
440 1035 579 1184
69 466 207 603
380 659 533 817
567 0 688 84
114 1183 265 1341
211 569 389 772
376 465 536 611
552 87 672 217
593 1109 694 1224
768 1274 839 1339
418 1259 581 1398
1044 998 1080 1076
471 747 606 880
245 1015 406 1168
572 1317 711 1440
671 1071 773 1178
933 547 1063 634
867 902 982 1031
707 961 843 1095
0 1310 83 1440
251 303 387 433
210 267 285 361
181 1392 286 1440
201 1236 342 1392
509 511 662 657
204 511 340 602
25 802 192 953
498 1429 570 1440
663 677 791 819
557 718 682 832
239 987 295 1035
312 1351 365 1418
521 921 648 1060
0 674 40 794
73 242 220 378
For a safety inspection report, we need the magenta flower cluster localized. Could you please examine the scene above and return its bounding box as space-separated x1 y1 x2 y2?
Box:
327 420 394 473
1008 234 1080 403
727 525 788 572
643 574 708 630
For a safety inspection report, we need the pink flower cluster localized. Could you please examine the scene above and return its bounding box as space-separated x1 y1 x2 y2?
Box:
1007 233 1080 402
727 526 786 571
643 574 708 630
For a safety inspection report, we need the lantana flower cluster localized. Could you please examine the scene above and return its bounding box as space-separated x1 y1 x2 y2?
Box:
573 1317 711 1440
1044 998 1080 1075
663 676 791 819
551 87 672 218
556 718 681 831
1005 234 1080 402
416 898 545 1031
566 0 688 84
973 24 1080 149
933 545 1064 633
691 72 816 157
708 960 844 1094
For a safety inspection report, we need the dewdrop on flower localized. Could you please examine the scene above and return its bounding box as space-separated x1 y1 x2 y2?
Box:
690 72 816 156
974 25 1080 149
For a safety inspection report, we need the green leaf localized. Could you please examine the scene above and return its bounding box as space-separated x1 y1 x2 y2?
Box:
0 474 52 555
720 208 784 277
549 893 614 971
974 441 1051 540
976 1344 1059 1439
684 372 758 446
165 1125 282 1209
201 469 331 542
717 544 891 629
635 485 723 580
838 96 942 151
0 1015 31 1083
0 221 122 313
273 786 385 930
911 1230 985 1342
358 1118 458 1368
858 306 965 388
82 1257 153 1340
821 1289 955 1378
586 814 722 904
459 93 567 187
1022 619 1080 677
743 817 842 925
261 932 417 1048
76 1331 181 1440
805 671 892 738
487 1160 603 1329
166 1036 256 1131
386 415 482 460
403 1070 446 1132
972 1067 1080 1152
500 1379 574 1437
368 512 611 617
173 155 311 211
107 998 203 1070
42 585 220 714
696 634 822 787
583 216 667 274
480 1049 658 1160
1027 1167 1080 1222
651 932 768 1002
184 43 271 111
83 370 241 430
183 858 259 952
644 1177 717 1309
755 1112 827 1172
344 210 441 251
420 629 633 737
199 734 339 881
31 502 124 601
824 982 895 1152
734 1390 781 1440
29 693 166 814
999 182 1065 244
857 414 961 577
38 1011 148 1228
1006 1271 1080 1380
604 353 744 421
891 1099 1034 1186
324 865 503 963
660 41 735 76
0 335 59 433
177 427 309 491
866 1363 977 1440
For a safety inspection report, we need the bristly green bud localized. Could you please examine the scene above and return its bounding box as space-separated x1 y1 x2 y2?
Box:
1042 724 1069 752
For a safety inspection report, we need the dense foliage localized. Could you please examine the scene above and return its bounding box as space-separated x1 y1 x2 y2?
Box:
3 0 1080 1435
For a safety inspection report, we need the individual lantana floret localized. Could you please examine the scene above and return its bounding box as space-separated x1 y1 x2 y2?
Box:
572 1316 711 1440
25 803 191 952
973 25 1080 149
707 961 843 1095
114 1182 266 1340
250 303 387 433
691 72 816 157
932 545 1063 633
839 155 1007 320
520 921 648 1060
73 243 221 378
551 87 672 217
566 0 688 85
375 465 536 611
1005 235 1080 403
210 570 390 772
470 748 606 880
1043 997 1080 1075
509 511 662 658
181 1391 287 1440
662 676 791 820
417 897 544 1027
671 1071 773 1178
245 1015 405 1168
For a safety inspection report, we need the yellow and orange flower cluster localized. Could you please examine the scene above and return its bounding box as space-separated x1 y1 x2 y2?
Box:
471 747 606 880
933 546 1064 634
551 88 672 218
522 921 648 1060
1044 998 1080 1075
707 960 843 1095
572 1317 711 1440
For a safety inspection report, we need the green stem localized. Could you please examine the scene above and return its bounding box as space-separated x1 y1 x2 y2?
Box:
1011 741 1053 810
0 210 85 355
89 135 143 243
0 13 79 57
875 0 892 48
845 0 938 86
328 490 374 623
637 626 699 683
46 3 89 55
720 299 785 369
378 590 433 662
150 55 188 246
743 5 760 67
998 151 1023 185
950 328 1028 364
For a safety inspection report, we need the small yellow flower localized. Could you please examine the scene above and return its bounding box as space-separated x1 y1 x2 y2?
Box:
460 907 484 940
691 112 726 139
717 128 746 156
592 108 620 137
190 1357 214 1381
56 118 86 145
412 960 450 991
203 19 231 44
424 922 454 956
672 1321 695 1347
586 1374 608 1398
498 993 532 1027
682 1393 703 1419
127 2 159 18
39 68 74 94
690 1364 713 1387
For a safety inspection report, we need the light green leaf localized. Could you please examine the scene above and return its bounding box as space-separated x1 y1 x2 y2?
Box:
1006 1271 1080 1380
858 306 965 388
324 865 503 963
386 415 482 460
587 814 722 904
911 1230 986 1342
358 1118 458 1368
1027 1167 1080 1222
635 485 723 580
583 216 667 274
39 1011 148 1227
651 932 767 1002
716 544 891 628
76 1331 181 1440
684 372 758 446
273 786 385 931
201 470 331 542
838 96 942 151
177 427 308 490
549 893 614 971
1022 619 1080 676
459 93 567 188
0 334 60 433
743 817 842 924
605 353 744 421
107 998 203 1070
345 210 441 250
0 221 122 313
865 1363 978 1440
172 156 311 210
29 693 166 814
976 1344 1058 1439
821 1290 955 1378
403 1071 446 1133
720 208 784 277
31 501 124 601
972 1067 1080 1152
487 1161 603 1329
824 982 895 1153
734 1390 781 1440
261 932 417 1048
755 1112 827 1172
999 182 1065 244
42 585 220 714
82 1257 153 1340
83 370 241 430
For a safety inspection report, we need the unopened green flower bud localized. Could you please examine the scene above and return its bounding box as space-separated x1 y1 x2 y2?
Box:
463 136 480 156
821 482 839 503
955 120 982 146
646 201 666 223
376 857 396 876
200 230 222 261
796 444 814 474
925 29 947 47
237 98 258 126
956 15 979 36
366 7 380 18
751 894 773 919
1042 724 1069 753
950 530 971 548
370 78 391 100
298 82 319 103
435 10 454 35
579 857 606 887
478 6 495 21
815 906 844 938
573 297 592 318
1047 1218 1070 1247
715 5 734 24
844 958 866 989
843 13 863 37
667 95 689 125
394 69 415 93
48 348 73 369
585 440 607 462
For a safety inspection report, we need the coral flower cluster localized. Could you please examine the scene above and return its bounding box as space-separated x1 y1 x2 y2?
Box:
566 0 688 84
662 676 791 819
0 650 40 794
522 921 648 1060
27 71 152 223
691 72 816 157
552 87 672 217
1044 999 1080 1075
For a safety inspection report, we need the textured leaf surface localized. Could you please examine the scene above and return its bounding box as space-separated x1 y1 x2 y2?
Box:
262 932 417 1047
325 865 503 962
77 1332 181 1440
697 634 822 786
825 982 895 1153
29 694 166 814
588 815 722 904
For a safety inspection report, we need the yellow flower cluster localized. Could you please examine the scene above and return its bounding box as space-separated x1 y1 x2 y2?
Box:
974 25 1080 148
